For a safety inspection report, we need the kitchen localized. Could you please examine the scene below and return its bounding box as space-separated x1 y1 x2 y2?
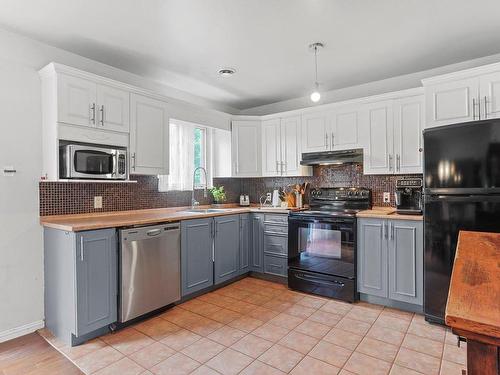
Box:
1 1 500 375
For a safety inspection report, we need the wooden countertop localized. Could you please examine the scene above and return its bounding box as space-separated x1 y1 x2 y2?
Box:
40 205 303 232
356 207 423 221
445 231 500 340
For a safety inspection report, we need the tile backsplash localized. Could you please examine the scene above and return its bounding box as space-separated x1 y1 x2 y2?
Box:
39 164 421 216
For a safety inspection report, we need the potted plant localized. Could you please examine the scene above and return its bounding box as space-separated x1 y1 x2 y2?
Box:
210 186 227 206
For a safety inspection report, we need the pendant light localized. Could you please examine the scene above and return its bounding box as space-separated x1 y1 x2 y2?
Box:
309 42 324 103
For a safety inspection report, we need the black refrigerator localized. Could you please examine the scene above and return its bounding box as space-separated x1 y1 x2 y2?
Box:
423 119 500 324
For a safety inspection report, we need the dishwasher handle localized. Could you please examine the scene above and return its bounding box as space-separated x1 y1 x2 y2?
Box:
146 229 162 236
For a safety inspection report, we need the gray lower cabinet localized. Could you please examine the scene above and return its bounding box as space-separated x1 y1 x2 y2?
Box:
239 214 250 275
357 218 423 307
214 215 240 284
250 213 264 272
261 213 289 277
181 218 214 296
44 228 117 346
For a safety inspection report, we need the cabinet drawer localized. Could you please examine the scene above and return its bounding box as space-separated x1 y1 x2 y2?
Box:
263 254 287 276
264 214 288 224
264 223 288 235
264 233 288 256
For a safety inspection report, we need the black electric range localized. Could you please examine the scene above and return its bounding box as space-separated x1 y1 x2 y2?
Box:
288 187 371 302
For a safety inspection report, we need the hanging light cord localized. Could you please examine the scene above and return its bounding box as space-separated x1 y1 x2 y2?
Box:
314 45 319 88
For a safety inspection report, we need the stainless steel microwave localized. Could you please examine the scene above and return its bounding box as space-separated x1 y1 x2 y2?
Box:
59 143 128 180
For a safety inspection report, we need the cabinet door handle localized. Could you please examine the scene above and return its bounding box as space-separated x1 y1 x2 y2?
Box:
325 133 328 148
331 132 334 149
484 96 488 119
382 222 386 239
472 97 477 119
80 236 84 261
388 154 393 171
99 105 104 126
389 222 393 240
276 161 279 174
90 103 96 124
396 154 401 172
131 152 136 171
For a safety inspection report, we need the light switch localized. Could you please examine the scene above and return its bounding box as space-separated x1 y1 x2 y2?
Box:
3 166 16 176
94 196 103 209
383 192 391 203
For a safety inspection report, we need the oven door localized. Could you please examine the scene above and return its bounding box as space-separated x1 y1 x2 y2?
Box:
66 145 125 179
288 216 356 279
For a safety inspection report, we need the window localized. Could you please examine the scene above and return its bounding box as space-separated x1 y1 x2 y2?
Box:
158 119 213 191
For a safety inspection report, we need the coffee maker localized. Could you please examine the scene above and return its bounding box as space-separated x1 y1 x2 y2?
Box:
394 178 423 215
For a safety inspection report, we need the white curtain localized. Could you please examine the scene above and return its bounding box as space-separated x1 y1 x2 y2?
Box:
158 121 195 191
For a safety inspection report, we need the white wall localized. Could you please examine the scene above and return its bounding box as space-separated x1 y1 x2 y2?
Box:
0 27 234 342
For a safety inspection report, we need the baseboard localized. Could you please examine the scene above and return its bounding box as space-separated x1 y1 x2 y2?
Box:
0 320 45 343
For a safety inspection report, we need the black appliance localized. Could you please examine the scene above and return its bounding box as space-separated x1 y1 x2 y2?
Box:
423 119 500 324
395 178 423 215
288 187 371 302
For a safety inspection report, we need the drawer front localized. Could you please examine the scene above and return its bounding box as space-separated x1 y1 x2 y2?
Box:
264 233 288 256
264 223 288 235
264 214 288 224
263 254 287 276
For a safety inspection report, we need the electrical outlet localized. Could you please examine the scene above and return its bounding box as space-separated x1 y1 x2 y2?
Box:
266 192 272 201
94 196 103 209
383 192 391 203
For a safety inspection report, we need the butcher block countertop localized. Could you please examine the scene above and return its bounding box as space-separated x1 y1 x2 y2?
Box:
40 204 304 232
445 231 500 340
356 207 423 221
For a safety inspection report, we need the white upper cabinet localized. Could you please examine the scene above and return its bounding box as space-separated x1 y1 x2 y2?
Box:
261 119 281 176
58 74 97 128
232 120 262 177
362 100 394 175
301 112 329 153
96 84 130 132
393 96 424 174
479 71 500 120
280 116 302 176
330 106 361 150
130 94 169 175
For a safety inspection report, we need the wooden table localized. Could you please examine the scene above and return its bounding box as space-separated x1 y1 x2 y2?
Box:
445 231 500 375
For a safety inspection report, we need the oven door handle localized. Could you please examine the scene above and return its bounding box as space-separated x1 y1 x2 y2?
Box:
294 273 345 287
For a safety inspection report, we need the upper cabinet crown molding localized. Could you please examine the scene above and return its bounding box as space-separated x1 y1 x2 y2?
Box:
421 61 500 86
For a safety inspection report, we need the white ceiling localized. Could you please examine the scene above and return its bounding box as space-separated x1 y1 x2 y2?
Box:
1 0 500 110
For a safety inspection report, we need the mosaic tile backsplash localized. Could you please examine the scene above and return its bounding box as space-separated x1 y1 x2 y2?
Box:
39 165 421 216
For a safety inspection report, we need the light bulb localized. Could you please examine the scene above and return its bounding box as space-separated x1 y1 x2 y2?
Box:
310 91 321 102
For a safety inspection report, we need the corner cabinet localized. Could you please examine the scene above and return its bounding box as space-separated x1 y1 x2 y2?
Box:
239 214 251 275
130 94 170 175
214 215 240 284
232 120 262 177
44 228 117 346
357 218 423 308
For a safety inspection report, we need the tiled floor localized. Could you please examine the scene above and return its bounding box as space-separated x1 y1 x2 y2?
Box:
39 277 467 375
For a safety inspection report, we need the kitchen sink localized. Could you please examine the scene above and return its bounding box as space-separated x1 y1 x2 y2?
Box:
179 208 231 214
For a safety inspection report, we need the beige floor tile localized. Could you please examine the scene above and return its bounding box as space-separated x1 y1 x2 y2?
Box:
258 344 304 373
323 327 363 350
442 343 467 365
411 314 427 325
380 307 414 322
439 359 467 375
276 291 305 304
444 329 458 346
278 331 319 354
366 325 406 346
225 300 255 315
294 319 330 339
183 316 224 337
239 360 286 375
339 370 356 375
140 371 154 375
401 333 444 358
205 308 242 324
346 306 381 324
245 306 278 322
373 315 410 333
94 357 145 375
160 328 201 351
407 321 446 342
320 300 352 315
356 337 399 362
343 352 392 375
129 342 176 369
74 346 124 374
356 301 385 311
102 328 155 355
389 364 423 375
207 325 247 346
395 347 441 375
336 317 372 336
308 310 343 327
231 334 273 358
227 316 264 333
284 304 316 319
290 356 340 375
296 296 327 309
268 313 304 330
252 323 290 342
181 337 225 363
189 365 222 375
262 299 294 313
134 318 181 341
205 348 253 375
242 293 273 306
308 341 352 368
59 338 107 360
150 352 200 375
192 304 224 319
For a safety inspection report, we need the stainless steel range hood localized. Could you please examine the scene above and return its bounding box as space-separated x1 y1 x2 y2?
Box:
300 149 363 166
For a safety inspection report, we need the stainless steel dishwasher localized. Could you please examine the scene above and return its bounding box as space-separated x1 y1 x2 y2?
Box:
119 222 180 323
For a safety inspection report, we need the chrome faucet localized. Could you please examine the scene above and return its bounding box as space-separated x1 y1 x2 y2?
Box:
191 166 208 209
